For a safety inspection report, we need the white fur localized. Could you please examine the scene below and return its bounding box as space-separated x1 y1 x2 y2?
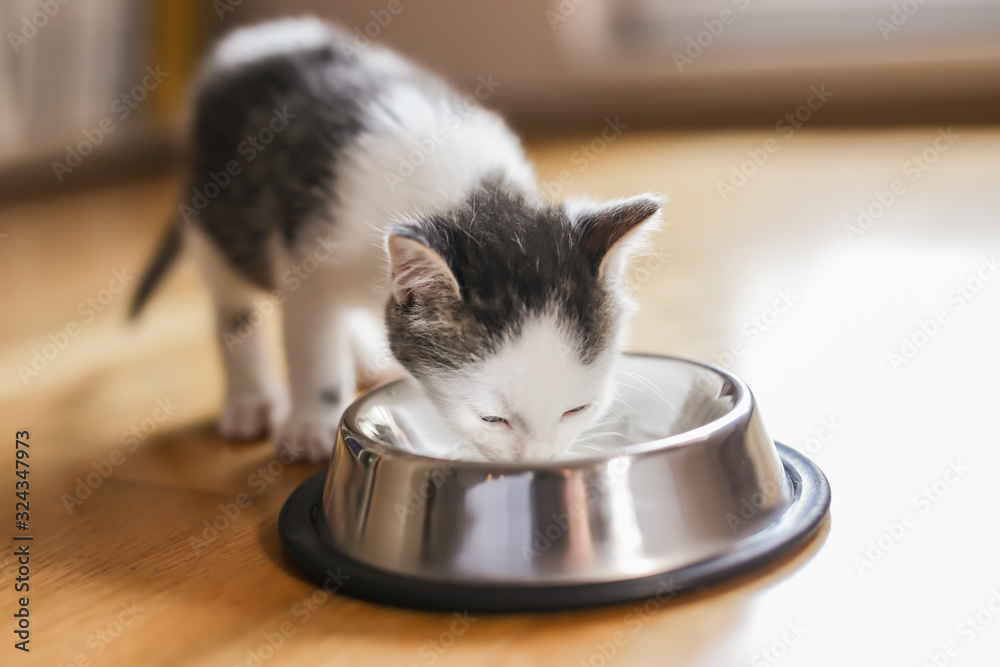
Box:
420 315 615 461
201 21 541 461
325 79 538 258
270 54 537 459
211 17 332 69
193 20 658 463
187 227 289 439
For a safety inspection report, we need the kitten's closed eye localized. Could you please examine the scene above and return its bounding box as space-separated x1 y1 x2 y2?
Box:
480 404 587 425
138 17 668 465
479 414 509 425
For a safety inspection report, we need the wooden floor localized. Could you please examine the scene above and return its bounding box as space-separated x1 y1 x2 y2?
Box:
3 126 1000 666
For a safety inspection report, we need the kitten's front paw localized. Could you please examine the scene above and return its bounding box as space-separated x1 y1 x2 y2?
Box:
275 412 341 463
219 392 289 440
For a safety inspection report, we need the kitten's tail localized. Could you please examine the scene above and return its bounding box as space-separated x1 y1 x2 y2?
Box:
128 218 182 320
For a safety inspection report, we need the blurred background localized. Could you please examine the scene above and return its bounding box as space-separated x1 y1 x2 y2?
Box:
1 0 998 197
4 3 1000 666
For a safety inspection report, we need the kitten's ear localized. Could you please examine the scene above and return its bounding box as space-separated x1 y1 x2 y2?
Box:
386 230 461 305
567 193 666 280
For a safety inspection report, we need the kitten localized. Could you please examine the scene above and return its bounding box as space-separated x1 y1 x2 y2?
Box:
132 17 664 463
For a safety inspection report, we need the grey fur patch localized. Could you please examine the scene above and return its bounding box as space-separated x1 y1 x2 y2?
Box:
385 181 654 377
185 37 374 289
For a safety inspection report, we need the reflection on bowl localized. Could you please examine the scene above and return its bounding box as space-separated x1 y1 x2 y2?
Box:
321 353 794 585
356 352 739 461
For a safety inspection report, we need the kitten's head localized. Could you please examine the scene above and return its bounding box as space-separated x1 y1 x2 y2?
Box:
385 185 664 461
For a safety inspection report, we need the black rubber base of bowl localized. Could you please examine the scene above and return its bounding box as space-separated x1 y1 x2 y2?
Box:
278 444 830 613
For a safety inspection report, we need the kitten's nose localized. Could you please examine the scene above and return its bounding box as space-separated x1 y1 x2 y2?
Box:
511 440 533 461
512 438 555 462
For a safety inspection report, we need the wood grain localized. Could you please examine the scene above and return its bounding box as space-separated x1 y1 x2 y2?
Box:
3 126 999 666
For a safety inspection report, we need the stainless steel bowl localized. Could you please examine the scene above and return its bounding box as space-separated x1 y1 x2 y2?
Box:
280 354 830 611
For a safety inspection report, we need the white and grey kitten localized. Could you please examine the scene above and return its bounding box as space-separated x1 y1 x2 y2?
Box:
132 18 664 463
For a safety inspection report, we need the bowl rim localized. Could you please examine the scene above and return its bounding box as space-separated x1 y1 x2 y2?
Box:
284 444 829 610
339 352 754 472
